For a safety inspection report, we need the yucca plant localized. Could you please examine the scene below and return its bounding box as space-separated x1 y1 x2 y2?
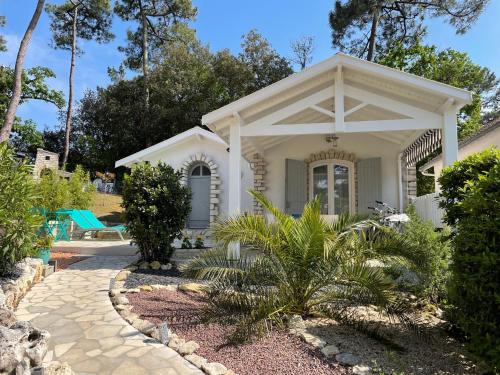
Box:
182 190 426 343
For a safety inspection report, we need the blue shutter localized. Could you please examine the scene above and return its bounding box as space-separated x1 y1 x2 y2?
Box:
285 159 307 216
357 157 382 215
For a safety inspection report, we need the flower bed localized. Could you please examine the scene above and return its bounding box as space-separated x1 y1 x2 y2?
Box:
127 289 347 375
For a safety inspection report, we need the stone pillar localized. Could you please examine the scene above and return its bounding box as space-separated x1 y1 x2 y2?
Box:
250 153 267 215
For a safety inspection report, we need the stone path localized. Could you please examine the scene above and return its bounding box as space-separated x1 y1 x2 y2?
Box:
16 256 203 375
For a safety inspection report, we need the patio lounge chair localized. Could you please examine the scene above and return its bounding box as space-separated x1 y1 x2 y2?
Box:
61 209 126 240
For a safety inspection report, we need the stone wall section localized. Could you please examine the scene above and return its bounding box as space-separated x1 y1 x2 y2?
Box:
250 153 267 215
180 153 221 225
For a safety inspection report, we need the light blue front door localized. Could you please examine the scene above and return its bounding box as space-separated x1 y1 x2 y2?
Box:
188 164 211 228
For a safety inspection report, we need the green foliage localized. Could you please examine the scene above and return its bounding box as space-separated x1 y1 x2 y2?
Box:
181 236 192 249
114 0 197 71
122 162 191 262
329 0 489 61
182 190 425 343
36 234 54 250
438 147 500 226
0 66 65 119
0 142 41 276
439 148 500 371
378 42 499 139
67 165 95 209
193 236 204 249
45 0 114 53
0 15 6 52
403 205 452 302
36 165 95 212
9 119 45 160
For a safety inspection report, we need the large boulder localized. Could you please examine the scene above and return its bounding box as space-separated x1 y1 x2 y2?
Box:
0 321 50 374
0 307 17 328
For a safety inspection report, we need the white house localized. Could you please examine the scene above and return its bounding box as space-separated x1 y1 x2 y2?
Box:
420 117 500 190
116 53 472 234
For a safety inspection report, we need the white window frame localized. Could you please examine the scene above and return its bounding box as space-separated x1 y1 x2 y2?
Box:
309 159 355 215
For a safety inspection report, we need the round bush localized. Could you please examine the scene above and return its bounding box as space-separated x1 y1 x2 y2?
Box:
122 162 191 262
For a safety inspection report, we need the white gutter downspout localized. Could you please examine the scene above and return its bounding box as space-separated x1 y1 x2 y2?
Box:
397 153 404 211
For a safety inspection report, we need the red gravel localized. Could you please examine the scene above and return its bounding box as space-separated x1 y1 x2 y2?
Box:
127 290 350 375
50 252 87 270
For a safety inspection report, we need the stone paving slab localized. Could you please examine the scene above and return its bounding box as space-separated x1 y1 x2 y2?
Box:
16 256 203 375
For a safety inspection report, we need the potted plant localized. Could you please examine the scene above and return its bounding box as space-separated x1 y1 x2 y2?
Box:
36 234 54 265
194 235 205 249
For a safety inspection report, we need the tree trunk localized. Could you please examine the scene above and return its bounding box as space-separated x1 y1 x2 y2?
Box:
62 5 78 169
0 0 45 142
139 2 151 147
366 6 380 62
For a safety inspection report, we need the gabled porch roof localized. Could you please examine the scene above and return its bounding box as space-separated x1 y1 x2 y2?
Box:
202 52 472 159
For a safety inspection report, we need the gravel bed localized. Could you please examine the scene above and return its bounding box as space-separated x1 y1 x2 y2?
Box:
305 318 479 374
124 268 206 289
127 290 349 375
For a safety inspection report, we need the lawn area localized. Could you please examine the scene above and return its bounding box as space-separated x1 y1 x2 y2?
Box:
91 192 124 223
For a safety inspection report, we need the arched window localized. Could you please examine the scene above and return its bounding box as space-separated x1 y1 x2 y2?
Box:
309 160 354 215
190 164 211 176
188 163 211 228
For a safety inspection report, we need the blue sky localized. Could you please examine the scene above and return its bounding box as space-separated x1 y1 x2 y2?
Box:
1 0 499 131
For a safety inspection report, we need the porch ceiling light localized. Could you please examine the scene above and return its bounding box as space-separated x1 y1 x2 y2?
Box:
325 133 339 147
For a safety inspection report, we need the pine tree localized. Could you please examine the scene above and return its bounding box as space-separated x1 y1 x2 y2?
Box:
46 0 114 168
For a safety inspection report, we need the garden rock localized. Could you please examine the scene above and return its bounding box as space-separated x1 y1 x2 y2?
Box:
0 307 16 328
299 331 326 348
109 288 123 297
184 354 207 369
321 344 340 357
178 340 200 355
202 362 227 375
127 288 140 293
150 261 161 270
395 269 420 286
160 263 172 270
288 315 306 330
138 285 153 292
335 352 361 366
35 361 75 375
0 321 50 374
111 295 129 305
353 364 372 374
178 283 206 294
139 262 150 270
115 270 130 282
133 319 156 335
167 335 185 351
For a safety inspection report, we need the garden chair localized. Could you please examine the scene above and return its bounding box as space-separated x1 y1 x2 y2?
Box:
60 209 126 240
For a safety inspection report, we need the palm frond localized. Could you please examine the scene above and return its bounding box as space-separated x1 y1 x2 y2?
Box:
180 247 256 281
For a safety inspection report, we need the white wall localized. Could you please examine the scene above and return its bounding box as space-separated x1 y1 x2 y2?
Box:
262 133 402 211
139 137 254 216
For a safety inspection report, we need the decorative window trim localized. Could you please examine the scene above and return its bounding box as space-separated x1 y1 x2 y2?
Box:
309 159 355 215
304 149 358 213
180 153 221 225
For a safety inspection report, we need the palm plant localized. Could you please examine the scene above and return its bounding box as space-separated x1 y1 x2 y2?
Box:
182 190 426 343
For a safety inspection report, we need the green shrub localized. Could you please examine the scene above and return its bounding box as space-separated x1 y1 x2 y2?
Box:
440 149 500 371
67 165 95 209
194 236 205 249
403 205 452 303
438 147 500 226
181 236 193 249
36 165 94 212
0 143 41 276
122 162 191 262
